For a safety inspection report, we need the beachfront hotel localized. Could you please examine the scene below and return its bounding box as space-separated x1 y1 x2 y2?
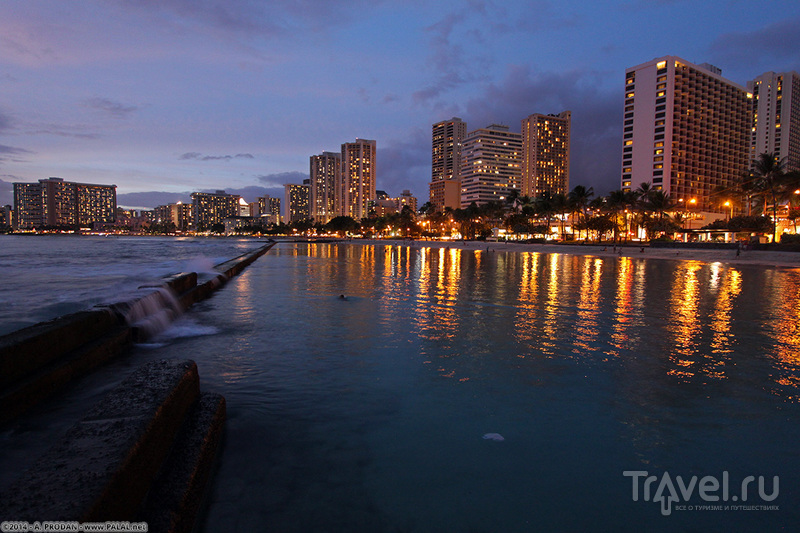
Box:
339 138 376 220
748 71 800 172
521 111 571 197
284 182 310 223
13 177 116 230
310 151 341 224
190 190 241 230
460 124 522 208
430 117 467 212
621 56 751 213
153 202 192 231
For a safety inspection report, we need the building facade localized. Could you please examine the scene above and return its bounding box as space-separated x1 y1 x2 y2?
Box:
310 151 341 223
339 139 376 220
621 56 751 212
284 183 310 223
191 190 241 229
13 177 116 229
460 124 522 208
154 202 192 230
748 71 800 172
430 117 467 212
258 196 282 225
521 111 571 197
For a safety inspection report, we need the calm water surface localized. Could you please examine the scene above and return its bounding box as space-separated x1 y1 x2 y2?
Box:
2 239 800 532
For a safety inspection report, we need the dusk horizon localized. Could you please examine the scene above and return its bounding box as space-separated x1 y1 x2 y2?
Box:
2 1 799 210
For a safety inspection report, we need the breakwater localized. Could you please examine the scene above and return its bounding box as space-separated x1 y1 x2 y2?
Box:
0 241 274 530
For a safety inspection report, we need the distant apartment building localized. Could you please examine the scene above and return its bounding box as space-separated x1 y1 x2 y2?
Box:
748 71 800 171
621 56 751 212
284 183 310 223
430 117 467 212
310 151 341 223
191 190 241 229
339 139 376 220
521 111 571 197
154 202 192 230
258 195 282 225
460 124 522 208
0 205 12 228
395 190 418 213
13 177 116 229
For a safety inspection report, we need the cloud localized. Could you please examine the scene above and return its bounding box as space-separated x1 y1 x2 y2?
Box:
0 144 33 163
708 18 800 75
117 184 286 209
116 190 191 209
256 171 308 187
458 64 622 195
179 152 254 161
378 128 430 198
0 177 13 205
84 97 139 118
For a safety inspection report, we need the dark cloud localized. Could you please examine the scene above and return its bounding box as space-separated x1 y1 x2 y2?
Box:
179 152 254 161
0 110 13 132
378 129 430 199
708 18 800 78
457 65 622 196
84 97 138 118
116 190 191 209
0 144 32 163
256 171 308 187
0 177 13 206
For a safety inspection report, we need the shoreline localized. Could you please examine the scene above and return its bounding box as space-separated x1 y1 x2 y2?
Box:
351 239 800 269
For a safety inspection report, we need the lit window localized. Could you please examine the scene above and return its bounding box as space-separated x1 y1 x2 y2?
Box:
657 61 667 69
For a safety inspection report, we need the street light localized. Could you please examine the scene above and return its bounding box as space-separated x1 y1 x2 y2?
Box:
724 200 732 220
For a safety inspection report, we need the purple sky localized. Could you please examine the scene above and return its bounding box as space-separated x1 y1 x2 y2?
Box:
1 0 799 209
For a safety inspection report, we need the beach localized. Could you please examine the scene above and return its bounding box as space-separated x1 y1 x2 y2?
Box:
354 239 800 269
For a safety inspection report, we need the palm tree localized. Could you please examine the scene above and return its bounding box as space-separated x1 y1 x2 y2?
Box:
568 185 594 240
752 152 787 242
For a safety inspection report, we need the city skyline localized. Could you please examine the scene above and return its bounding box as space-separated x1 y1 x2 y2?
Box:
1 1 799 209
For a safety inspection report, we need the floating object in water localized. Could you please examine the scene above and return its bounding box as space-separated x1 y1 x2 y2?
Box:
338 294 348 300
483 433 505 441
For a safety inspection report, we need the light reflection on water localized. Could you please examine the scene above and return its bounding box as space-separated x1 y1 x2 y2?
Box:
122 243 800 531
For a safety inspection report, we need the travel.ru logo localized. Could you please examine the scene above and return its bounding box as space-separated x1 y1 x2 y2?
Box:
623 471 779 516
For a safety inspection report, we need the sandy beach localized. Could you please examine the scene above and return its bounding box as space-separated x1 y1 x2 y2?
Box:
353 239 800 269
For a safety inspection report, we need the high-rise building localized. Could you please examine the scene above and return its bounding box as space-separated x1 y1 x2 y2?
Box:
339 139 376 220
284 183 310 223
258 195 282 225
191 190 241 229
12 177 116 229
310 151 341 223
460 124 522 208
154 202 192 230
621 56 751 212
430 117 467 212
521 111 571 197
748 71 800 172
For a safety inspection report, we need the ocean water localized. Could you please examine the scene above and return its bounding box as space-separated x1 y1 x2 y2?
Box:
2 239 800 531
0 235 262 335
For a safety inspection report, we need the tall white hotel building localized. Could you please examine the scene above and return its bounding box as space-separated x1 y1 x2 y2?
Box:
621 56 751 212
748 71 800 172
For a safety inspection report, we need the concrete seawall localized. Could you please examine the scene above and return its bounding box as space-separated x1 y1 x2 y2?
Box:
0 241 274 424
0 241 275 529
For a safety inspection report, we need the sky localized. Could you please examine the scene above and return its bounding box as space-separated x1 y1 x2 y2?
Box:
1 0 799 210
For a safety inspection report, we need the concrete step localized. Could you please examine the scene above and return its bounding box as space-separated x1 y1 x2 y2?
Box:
0 359 200 521
140 392 227 533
